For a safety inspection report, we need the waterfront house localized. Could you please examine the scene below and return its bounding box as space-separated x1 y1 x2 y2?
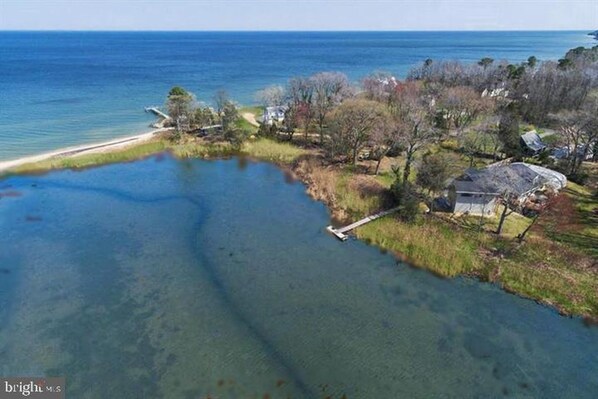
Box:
262 105 288 125
449 162 567 216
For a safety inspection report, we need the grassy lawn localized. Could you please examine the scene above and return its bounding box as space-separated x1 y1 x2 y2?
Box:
498 237 598 317
544 181 598 258
456 205 532 237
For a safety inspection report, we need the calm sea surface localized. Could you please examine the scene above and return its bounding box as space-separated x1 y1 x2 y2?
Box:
0 31 595 160
1 156 597 398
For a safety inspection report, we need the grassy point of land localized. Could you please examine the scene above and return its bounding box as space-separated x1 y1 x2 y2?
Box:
2 141 169 177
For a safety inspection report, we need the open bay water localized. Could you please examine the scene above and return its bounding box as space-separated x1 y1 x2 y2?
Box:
0 31 595 160
0 155 597 398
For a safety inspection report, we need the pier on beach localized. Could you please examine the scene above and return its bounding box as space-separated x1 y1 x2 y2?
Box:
145 107 171 120
145 107 171 128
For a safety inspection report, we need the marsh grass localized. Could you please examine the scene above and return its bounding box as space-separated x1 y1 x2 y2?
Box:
242 139 308 164
334 171 387 218
4 141 168 176
356 217 484 276
170 141 237 158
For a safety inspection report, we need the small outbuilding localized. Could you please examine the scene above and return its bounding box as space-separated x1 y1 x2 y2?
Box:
520 130 546 155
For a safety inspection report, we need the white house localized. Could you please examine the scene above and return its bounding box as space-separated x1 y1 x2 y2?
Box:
449 162 567 216
262 105 288 125
481 84 509 99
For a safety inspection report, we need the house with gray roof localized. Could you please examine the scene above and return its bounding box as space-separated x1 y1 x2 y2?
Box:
520 130 546 155
448 162 566 216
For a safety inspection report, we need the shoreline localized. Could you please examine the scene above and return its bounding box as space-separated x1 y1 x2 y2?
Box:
0 132 596 322
0 127 170 173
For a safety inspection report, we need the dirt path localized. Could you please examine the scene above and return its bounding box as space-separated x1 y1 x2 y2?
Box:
242 112 260 127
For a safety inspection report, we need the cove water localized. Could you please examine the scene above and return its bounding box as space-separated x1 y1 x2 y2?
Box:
0 156 597 398
0 31 594 160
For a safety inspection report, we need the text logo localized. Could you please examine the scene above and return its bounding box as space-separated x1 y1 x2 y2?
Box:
0 378 65 399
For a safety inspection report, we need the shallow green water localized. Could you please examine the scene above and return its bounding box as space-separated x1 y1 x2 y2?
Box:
0 155 597 398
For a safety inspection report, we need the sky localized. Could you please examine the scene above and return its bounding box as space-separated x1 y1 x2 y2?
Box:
0 0 596 31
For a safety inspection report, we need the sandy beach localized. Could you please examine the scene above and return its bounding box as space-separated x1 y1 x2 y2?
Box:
0 128 170 173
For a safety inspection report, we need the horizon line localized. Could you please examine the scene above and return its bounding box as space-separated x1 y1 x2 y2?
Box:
0 29 595 33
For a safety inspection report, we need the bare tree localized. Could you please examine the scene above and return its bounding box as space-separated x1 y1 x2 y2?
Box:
311 72 353 144
368 116 400 175
214 90 230 124
516 192 557 243
516 62 594 124
281 105 298 141
287 77 315 143
459 116 500 166
362 71 397 103
389 82 438 184
460 131 485 168
438 86 494 133
327 99 389 165
495 190 517 235
552 96 598 176
255 85 285 107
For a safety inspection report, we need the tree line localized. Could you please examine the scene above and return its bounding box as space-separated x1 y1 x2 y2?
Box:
165 87 248 149
163 45 597 207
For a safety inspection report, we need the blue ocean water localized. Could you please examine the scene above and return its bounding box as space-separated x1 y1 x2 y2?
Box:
1 156 597 398
0 31 594 160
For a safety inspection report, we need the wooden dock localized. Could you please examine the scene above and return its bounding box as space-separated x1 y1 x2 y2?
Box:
145 107 171 120
327 207 400 241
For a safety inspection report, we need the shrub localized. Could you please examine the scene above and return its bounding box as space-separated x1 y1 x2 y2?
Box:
390 180 419 222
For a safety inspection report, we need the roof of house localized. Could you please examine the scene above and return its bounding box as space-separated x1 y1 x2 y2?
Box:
520 130 546 152
452 162 566 197
264 105 288 114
